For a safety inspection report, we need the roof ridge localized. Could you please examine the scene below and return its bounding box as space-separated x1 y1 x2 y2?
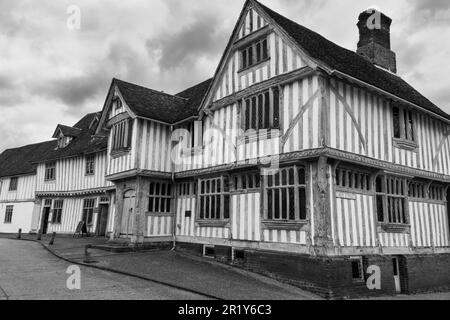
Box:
113 78 188 101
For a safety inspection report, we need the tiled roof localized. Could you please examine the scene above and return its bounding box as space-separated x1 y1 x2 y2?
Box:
114 78 212 124
255 0 450 120
0 112 107 178
53 124 82 138
0 141 56 178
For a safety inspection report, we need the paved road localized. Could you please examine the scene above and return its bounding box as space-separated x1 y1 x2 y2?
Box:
0 239 206 300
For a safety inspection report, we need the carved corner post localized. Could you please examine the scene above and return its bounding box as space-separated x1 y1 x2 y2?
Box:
132 175 145 245
112 184 124 240
311 156 334 256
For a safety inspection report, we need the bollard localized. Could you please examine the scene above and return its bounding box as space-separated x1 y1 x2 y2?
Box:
84 244 92 263
49 232 56 245
37 231 42 241
17 229 22 239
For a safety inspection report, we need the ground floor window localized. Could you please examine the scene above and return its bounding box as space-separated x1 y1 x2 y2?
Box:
51 200 64 224
82 199 96 225
198 176 230 220
376 175 408 225
148 181 172 213
231 171 261 192
4 205 13 223
264 166 307 221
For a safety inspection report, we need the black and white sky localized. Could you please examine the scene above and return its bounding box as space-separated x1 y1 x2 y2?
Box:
1 0 449 152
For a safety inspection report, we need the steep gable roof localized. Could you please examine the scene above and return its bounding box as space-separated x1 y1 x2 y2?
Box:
254 0 450 120
52 124 82 139
112 78 212 124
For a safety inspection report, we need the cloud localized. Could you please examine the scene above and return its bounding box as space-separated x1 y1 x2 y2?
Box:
145 12 228 72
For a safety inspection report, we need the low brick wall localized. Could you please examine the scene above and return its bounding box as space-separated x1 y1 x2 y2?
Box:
175 242 450 299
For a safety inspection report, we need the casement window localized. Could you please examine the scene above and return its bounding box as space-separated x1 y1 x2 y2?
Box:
264 166 307 221
177 181 197 197
9 177 18 191
45 162 56 181
4 205 13 224
51 200 64 224
82 199 96 225
85 154 95 176
429 185 445 201
231 172 261 191
393 106 415 142
335 167 371 192
113 98 123 111
111 119 133 152
148 181 172 213
240 37 269 70
376 175 408 225
408 181 427 200
241 87 280 132
198 176 230 220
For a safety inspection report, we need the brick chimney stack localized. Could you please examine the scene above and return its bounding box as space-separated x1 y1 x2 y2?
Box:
357 9 397 73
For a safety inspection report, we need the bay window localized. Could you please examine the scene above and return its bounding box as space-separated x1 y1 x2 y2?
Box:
376 175 408 225
111 119 133 152
241 87 280 132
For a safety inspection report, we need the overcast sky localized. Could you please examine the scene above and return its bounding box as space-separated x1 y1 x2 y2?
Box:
1 0 449 152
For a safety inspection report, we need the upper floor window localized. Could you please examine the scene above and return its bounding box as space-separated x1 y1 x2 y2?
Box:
85 155 95 176
240 37 269 70
177 181 197 197
335 167 371 192
9 177 18 191
45 162 56 181
241 87 280 132
51 200 64 224
429 184 445 201
393 106 415 142
198 176 230 221
376 175 408 225
111 119 133 152
4 205 13 224
113 98 123 111
264 166 307 221
408 181 427 200
148 181 172 213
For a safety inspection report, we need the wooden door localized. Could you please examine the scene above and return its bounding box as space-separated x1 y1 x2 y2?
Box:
393 258 401 294
96 204 109 237
121 190 135 236
42 207 50 235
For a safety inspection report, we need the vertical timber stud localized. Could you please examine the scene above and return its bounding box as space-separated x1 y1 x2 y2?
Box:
318 74 330 147
112 184 124 240
132 175 145 245
312 156 334 256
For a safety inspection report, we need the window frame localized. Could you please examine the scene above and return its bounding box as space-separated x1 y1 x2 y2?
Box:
335 166 372 193
148 181 173 214
231 171 261 192
262 165 308 227
111 119 133 153
240 87 280 133
9 177 18 192
82 198 96 226
85 154 96 176
51 200 64 224
4 205 13 224
239 36 270 71
392 104 418 150
197 176 230 223
375 175 409 226
44 162 56 182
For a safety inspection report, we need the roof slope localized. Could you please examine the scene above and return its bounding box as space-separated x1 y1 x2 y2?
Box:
0 112 107 178
114 78 211 124
0 141 56 178
40 112 107 162
255 0 450 120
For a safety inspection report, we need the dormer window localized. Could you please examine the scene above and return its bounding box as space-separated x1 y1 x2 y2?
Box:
52 125 80 149
57 135 72 149
240 37 269 70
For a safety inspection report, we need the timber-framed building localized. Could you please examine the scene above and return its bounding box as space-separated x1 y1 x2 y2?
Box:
1 0 450 298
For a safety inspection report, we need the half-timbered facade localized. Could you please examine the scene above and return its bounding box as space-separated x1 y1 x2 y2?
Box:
1 0 450 298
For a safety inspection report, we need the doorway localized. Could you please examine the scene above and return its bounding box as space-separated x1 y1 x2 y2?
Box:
41 206 51 235
96 204 109 237
393 257 401 293
121 190 135 236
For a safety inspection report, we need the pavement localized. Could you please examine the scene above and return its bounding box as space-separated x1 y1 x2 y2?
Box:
0 233 321 300
0 239 204 300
